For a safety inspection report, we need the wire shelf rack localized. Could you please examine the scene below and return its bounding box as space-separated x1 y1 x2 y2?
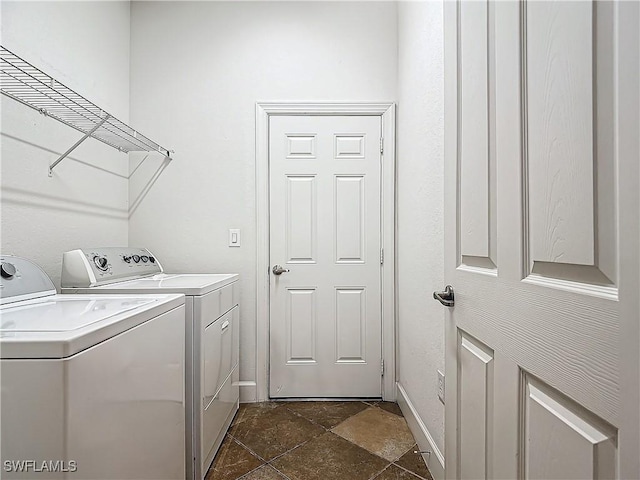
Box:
0 45 172 175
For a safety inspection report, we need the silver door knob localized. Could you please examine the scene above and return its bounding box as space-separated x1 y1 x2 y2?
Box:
272 265 290 275
433 285 454 307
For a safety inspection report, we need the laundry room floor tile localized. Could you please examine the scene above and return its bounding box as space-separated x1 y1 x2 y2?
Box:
209 401 434 480
231 402 280 427
239 465 287 480
283 400 369 428
375 401 404 417
205 436 263 480
372 464 425 480
270 431 388 480
395 445 434 480
331 406 416 461
228 404 324 461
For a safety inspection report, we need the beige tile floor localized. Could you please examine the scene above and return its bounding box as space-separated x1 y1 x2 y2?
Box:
206 401 433 480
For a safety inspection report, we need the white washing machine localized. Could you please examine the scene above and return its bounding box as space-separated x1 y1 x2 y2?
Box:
60 248 239 480
0 255 186 480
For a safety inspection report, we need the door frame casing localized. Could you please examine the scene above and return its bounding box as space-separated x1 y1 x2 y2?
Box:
255 102 396 402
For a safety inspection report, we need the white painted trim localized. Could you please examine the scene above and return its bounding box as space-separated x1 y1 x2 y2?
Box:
381 104 397 402
618 2 640 477
255 102 396 402
397 382 445 480
443 2 459 478
238 381 257 404
256 102 396 116
255 103 270 403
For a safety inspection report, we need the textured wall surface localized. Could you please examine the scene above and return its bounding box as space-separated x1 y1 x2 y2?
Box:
397 0 445 454
1 5 446 451
128 1 398 399
1 1 131 288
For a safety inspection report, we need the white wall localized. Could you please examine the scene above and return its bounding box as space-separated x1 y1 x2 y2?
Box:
397 0 445 459
0 1 131 288
1 6 446 458
128 1 398 401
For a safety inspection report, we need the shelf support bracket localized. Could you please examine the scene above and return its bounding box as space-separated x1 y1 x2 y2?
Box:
49 115 110 176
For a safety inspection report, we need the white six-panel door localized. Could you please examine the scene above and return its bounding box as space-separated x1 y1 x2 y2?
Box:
444 1 638 478
269 115 383 398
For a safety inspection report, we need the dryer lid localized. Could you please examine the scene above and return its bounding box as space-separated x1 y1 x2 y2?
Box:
68 273 239 296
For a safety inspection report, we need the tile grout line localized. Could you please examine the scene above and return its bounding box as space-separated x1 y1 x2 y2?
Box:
209 434 299 480
279 403 336 431
229 463 264 480
393 442 420 463
224 403 348 477
391 461 431 480
234 402 339 434
234 463 294 480
228 429 326 467
266 439 313 464
228 436 267 461
366 463 395 480
208 437 265 479
265 462 295 480
267 430 394 480
280 401 373 431
226 434 280 464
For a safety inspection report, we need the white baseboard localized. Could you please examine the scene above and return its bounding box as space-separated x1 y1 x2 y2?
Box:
238 381 257 403
397 382 445 480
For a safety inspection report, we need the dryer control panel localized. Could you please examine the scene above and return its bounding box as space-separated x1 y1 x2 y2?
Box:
61 247 163 287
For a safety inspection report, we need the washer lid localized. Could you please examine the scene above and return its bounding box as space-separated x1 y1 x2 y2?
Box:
0 293 184 359
1 296 155 331
70 273 239 296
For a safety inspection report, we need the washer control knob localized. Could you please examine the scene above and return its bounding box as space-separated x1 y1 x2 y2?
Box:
123 256 131 263
93 256 108 271
149 257 155 263
132 255 141 263
141 255 149 263
1 262 16 279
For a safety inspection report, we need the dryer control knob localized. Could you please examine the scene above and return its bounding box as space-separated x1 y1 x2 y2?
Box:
93 256 108 271
132 255 141 263
149 257 155 263
1 262 16 279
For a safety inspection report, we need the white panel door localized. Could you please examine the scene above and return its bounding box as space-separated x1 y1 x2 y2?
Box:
443 1 639 478
269 115 382 398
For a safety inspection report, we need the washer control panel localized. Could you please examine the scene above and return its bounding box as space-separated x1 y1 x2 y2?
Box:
0 255 56 304
61 247 163 287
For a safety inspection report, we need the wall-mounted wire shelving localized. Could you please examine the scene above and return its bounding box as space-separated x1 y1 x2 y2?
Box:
0 45 172 176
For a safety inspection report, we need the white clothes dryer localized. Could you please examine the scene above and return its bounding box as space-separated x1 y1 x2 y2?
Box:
61 248 239 480
0 255 186 480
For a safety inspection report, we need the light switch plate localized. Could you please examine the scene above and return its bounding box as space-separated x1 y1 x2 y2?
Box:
229 229 240 247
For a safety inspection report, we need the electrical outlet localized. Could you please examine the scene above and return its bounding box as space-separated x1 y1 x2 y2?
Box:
437 370 445 404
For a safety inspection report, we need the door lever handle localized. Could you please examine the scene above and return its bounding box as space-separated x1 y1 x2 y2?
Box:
272 265 290 275
433 285 455 307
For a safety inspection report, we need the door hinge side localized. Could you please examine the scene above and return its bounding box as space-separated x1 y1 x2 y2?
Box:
380 137 384 154
380 248 384 265
381 359 385 376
